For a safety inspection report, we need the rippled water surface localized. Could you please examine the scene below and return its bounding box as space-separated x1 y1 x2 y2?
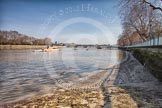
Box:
0 48 124 104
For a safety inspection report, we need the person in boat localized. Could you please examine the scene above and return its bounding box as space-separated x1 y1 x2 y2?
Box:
47 45 49 49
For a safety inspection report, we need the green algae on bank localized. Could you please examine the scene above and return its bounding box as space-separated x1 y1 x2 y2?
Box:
131 49 162 81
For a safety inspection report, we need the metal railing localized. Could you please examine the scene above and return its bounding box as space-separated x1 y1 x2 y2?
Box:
126 36 162 47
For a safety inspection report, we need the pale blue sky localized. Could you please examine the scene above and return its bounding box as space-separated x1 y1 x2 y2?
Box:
0 0 122 44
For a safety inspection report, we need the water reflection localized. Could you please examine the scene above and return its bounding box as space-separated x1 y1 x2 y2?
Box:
0 48 124 104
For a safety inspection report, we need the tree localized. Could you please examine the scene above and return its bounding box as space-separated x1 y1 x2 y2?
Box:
118 0 162 46
0 30 53 45
142 0 162 12
151 13 162 45
44 37 52 45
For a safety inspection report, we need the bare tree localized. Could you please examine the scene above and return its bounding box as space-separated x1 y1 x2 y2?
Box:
44 37 52 45
118 0 162 46
142 0 162 11
0 31 53 45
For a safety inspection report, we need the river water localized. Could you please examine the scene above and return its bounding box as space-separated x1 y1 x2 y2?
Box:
0 47 124 104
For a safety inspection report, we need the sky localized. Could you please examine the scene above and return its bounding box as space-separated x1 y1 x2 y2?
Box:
0 0 122 45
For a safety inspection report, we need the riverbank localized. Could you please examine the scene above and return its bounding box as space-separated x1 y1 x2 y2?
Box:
3 89 104 108
0 45 64 50
103 51 162 108
0 45 46 50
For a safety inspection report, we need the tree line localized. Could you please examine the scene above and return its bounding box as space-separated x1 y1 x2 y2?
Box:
0 30 52 45
118 0 162 46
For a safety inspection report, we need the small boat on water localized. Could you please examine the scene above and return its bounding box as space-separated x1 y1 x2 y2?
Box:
33 49 42 52
42 48 60 52
34 46 60 52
